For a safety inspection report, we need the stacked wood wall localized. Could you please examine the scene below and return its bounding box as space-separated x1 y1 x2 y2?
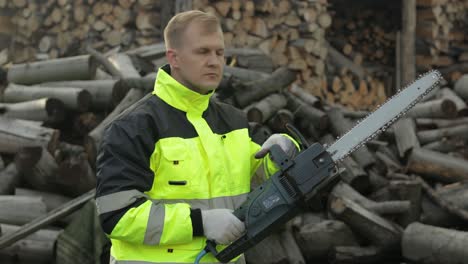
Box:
416 0 468 81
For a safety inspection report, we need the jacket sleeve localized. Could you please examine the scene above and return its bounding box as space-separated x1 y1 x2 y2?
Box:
95 119 198 246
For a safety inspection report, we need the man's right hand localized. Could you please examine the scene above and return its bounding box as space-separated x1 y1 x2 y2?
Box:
201 209 245 245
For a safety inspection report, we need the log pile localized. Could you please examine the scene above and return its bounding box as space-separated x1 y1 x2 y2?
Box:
1 32 468 264
3 0 167 63
193 0 330 96
325 1 396 110
416 0 468 81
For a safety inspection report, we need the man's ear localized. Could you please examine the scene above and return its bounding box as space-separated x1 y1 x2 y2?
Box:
166 49 179 68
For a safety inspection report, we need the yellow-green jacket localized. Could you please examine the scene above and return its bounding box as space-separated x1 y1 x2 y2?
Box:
95 65 283 263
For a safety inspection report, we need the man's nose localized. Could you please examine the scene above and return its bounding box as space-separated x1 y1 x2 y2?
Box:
207 52 221 66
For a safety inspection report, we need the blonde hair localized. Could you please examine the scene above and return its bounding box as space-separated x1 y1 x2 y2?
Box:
164 10 221 49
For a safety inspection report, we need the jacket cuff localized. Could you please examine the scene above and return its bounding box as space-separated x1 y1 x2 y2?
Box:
190 208 204 236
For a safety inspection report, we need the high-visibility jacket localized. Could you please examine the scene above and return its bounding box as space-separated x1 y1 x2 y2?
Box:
95 65 290 263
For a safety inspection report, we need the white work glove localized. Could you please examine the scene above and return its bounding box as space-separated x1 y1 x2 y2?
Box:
255 134 297 159
201 209 245 245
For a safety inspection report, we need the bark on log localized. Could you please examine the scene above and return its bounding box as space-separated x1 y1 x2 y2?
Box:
0 224 59 264
4 84 92 112
267 109 294 134
85 46 123 78
85 89 146 165
15 147 58 193
279 229 305 264
416 176 468 222
0 189 94 250
393 118 419 158
422 138 464 153
407 98 457 119
246 93 287 123
0 163 19 195
7 55 97 85
113 76 155 105
330 246 386 264
328 195 402 250
294 220 359 261
244 232 288 264
326 43 366 79
388 180 422 227
437 87 468 116
15 188 71 212
453 74 468 100
85 53 143 164
0 196 47 225
417 124 468 144
327 108 376 169
40 80 117 110
56 151 95 196
249 122 272 145
416 117 468 128
224 65 270 83
234 67 296 108
402 222 468 264
286 92 329 130
0 118 60 154
0 98 65 124
407 148 468 183
339 157 369 193
289 83 322 108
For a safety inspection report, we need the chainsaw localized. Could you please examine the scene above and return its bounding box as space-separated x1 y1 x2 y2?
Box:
204 70 442 263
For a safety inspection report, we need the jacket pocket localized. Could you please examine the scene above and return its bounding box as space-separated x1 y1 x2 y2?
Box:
154 139 202 197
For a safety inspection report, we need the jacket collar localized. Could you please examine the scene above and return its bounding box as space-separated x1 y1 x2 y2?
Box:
152 65 213 114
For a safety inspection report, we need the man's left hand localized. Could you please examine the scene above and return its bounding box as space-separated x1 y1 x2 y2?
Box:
255 134 297 159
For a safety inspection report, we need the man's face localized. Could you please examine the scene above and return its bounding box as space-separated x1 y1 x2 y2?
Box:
168 21 225 94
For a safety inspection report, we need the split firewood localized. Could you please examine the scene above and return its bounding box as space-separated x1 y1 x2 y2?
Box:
7 55 97 85
402 222 468 264
0 196 47 225
407 148 468 183
4 84 92 112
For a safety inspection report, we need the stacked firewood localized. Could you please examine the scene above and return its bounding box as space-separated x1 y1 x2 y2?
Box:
1 45 468 264
184 0 332 95
416 0 468 80
3 0 166 62
325 2 396 110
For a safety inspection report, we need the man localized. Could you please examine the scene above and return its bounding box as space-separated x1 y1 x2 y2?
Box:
95 10 298 264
